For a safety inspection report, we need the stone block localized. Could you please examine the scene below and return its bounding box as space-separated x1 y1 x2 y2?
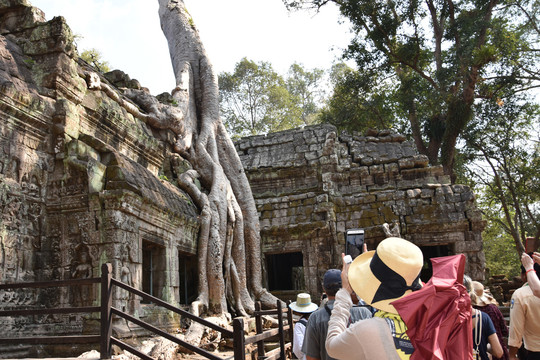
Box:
393 190 406 200
461 191 476 202
407 188 422 198
401 167 433 181
420 188 434 198
367 182 396 192
376 191 395 202
392 202 412 216
446 194 462 203
360 174 374 186
451 184 467 193
466 210 484 222
454 240 483 252
413 204 439 215
413 154 429 167
305 150 320 162
398 157 416 169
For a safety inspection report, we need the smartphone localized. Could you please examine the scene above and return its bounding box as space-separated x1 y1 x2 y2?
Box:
345 229 364 260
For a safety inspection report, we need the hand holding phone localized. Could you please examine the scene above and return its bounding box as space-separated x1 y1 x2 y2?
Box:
345 229 364 260
341 253 354 294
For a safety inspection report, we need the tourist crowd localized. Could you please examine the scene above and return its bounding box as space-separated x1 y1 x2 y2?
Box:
290 239 540 360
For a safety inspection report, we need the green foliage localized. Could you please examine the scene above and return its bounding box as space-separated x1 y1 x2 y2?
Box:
482 219 522 279
23 58 35 67
284 0 540 265
219 58 324 138
283 0 540 180
319 62 406 134
286 63 325 125
80 48 111 73
462 94 540 255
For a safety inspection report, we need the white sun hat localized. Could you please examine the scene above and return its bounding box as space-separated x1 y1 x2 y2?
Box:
289 293 318 313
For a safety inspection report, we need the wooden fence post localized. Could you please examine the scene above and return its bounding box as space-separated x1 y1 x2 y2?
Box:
286 300 293 351
100 263 113 359
233 317 245 360
276 300 285 360
255 301 265 358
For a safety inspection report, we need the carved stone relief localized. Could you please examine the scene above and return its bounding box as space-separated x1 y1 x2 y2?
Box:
70 244 93 306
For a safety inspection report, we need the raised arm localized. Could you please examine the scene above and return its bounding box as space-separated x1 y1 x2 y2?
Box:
521 253 540 298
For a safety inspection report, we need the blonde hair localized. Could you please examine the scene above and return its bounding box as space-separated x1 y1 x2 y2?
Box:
469 289 480 305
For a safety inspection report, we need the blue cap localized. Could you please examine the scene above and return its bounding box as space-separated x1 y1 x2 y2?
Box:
323 269 341 290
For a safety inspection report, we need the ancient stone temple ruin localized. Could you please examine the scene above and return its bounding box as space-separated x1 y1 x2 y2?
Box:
0 0 485 357
1 2 200 356
237 126 486 298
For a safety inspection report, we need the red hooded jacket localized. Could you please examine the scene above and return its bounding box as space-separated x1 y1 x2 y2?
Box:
392 254 474 360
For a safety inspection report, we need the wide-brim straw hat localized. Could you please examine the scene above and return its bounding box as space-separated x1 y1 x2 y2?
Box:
348 237 424 314
471 281 498 306
289 293 318 313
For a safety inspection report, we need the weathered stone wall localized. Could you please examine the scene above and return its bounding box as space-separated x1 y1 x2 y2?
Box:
0 1 199 356
236 125 486 297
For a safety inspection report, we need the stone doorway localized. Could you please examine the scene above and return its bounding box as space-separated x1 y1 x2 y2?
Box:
419 244 451 282
178 251 197 305
266 252 304 291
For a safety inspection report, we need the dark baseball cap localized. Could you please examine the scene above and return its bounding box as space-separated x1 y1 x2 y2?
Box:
323 269 342 291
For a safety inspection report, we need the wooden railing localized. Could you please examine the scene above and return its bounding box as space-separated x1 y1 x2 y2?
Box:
0 276 102 346
0 263 293 360
248 301 294 360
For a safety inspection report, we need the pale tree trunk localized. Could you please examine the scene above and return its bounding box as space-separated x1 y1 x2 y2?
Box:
157 0 278 316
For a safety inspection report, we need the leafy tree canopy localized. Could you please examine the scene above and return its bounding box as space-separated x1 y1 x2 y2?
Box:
287 63 325 125
284 0 540 181
482 219 522 279
80 48 111 73
219 58 324 139
461 94 540 254
319 62 407 134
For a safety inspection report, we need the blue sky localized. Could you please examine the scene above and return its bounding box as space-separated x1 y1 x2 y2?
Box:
30 0 352 95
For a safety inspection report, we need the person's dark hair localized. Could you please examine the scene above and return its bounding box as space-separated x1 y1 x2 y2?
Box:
521 253 540 278
325 287 339 297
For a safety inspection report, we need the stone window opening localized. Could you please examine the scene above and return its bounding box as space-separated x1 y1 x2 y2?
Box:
178 251 197 305
266 252 304 291
141 241 166 303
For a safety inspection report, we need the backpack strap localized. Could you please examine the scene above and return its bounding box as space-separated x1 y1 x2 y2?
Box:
298 318 308 327
473 309 482 359
324 303 332 316
326 303 355 326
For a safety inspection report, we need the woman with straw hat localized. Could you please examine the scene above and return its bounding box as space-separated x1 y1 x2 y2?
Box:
290 293 318 360
325 237 423 360
469 280 508 360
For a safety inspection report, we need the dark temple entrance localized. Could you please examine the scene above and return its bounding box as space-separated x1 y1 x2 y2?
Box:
419 244 451 282
178 251 198 305
266 252 304 291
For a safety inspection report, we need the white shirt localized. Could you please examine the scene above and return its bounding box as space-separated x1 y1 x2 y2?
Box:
325 288 400 360
293 318 307 360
